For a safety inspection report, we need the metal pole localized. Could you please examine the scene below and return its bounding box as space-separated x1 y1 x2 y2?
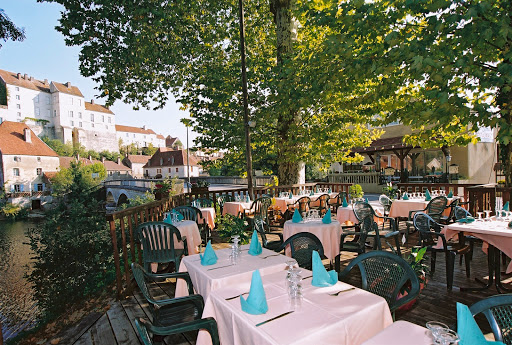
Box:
238 0 254 199
187 126 190 189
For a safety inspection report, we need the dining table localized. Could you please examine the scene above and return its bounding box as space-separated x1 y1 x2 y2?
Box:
223 201 252 217
440 219 512 293
283 219 343 260
388 197 455 218
199 207 216 229
196 268 393 345
175 245 290 299
361 321 432 345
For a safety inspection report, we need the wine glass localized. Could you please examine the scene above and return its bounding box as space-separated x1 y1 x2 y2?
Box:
426 321 450 344
476 212 484 221
229 235 241 265
437 329 459 345
287 268 303 310
285 260 298 288
484 210 492 221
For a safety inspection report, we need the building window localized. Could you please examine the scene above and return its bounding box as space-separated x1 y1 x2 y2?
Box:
35 108 40 116
105 125 108 129
46 96 50 105
71 120 74 126
16 104 20 109
14 156 21 162
78 99 81 106
17 112 21 117
156 168 162 174
90 113 94 121
16 95 20 100
79 122 83 127
13 168 20 176
35 95 39 103
108 117 111 123
176 168 178 172
53 110 57 117
37 157 41 162
36 184 44 191
168 168 171 173
13 184 22 192
160 158 163 165
69 110 73 117
15 87 19 91
91 123 95 128
78 112 82 119
70 97 73 105
145 170 149 176
102 115 105 122
133 134 135 138
53 95 57 103
36 168 42 175
126 133 129 137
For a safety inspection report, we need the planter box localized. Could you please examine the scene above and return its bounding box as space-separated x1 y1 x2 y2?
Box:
191 187 209 193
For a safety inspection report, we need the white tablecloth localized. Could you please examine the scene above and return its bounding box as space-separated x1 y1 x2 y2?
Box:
197 269 393 345
361 321 431 345
388 198 454 218
283 220 343 259
223 202 252 216
175 246 290 299
200 207 216 229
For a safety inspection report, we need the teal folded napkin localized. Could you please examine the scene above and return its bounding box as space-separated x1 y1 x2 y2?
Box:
456 217 475 223
292 209 302 223
240 270 268 315
164 211 184 223
200 240 218 266
508 220 512 229
322 209 332 224
342 197 349 208
402 193 409 200
328 188 332 193
447 191 453 198
289 192 293 199
504 201 510 211
365 197 369 204
457 302 505 345
310 190 314 196
248 230 262 256
311 251 337 287
425 189 431 201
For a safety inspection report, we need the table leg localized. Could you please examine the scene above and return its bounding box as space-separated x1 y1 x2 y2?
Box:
460 244 494 292
493 246 512 293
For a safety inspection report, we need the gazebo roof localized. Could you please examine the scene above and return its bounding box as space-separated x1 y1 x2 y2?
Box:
352 136 415 154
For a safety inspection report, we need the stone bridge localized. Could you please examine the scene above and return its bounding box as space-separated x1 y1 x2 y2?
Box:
104 179 156 206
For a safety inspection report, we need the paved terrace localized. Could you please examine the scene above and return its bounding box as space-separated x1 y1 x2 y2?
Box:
49 222 507 345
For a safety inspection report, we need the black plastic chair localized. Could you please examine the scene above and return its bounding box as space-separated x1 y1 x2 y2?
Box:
290 196 311 218
131 263 203 331
454 206 479 264
254 216 283 252
338 251 420 316
278 232 325 270
468 294 512 344
455 206 472 220
136 317 220 345
136 221 188 273
189 206 210 244
353 202 401 255
334 216 374 271
331 191 348 212
405 196 448 240
440 198 460 224
192 197 214 208
312 193 331 216
172 206 199 222
217 194 234 214
244 196 273 225
413 212 471 291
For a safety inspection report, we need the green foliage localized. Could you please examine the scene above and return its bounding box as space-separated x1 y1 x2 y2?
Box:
265 176 279 187
119 191 155 210
382 183 398 200
26 163 115 319
152 176 180 197
0 9 25 49
141 143 157 156
42 136 119 162
305 163 325 182
349 184 364 200
216 214 250 245
1 203 29 220
0 81 7 105
403 247 430 292
51 161 106 196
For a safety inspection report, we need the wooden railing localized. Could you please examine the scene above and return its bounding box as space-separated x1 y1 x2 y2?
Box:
328 172 380 185
106 182 352 298
466 185 512 215
396 183 479 203
5 191 51 198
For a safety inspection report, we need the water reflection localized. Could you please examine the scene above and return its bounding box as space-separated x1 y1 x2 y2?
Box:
0 220 40 341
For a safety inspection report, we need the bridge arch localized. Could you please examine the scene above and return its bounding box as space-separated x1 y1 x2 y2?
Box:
106 191 115 204
117 193 129 206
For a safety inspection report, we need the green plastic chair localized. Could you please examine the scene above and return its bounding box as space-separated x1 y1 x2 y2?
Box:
135 317 220 345
291 196 311 218
278 232 325 270
335 216 373 271
378 194 393 216
413 212 470 291
312 193 331 216
353 202 401 255
244 196 273 224
131 263 204 329
405 195 448 239
338 251 420 315
440 198 460 224
217 194 234 214
254 216 283 252
192 197 214 208
469 294 512 344
331 191 348 212
172 206 199 222
137 221 188 273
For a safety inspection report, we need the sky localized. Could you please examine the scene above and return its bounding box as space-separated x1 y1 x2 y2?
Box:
0 0 198 148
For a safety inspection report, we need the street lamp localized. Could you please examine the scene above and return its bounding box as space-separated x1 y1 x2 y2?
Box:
238 0 254 199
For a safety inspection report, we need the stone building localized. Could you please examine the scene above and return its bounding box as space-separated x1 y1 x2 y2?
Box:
0 121 59 207
116 124 166 150
143 148 200 179
122 154 151 178
0 69 119 152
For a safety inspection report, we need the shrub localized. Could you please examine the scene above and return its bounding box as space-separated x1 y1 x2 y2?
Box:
216 214 250 244
1 203 29 220
349 184 364 200
26 164 115 320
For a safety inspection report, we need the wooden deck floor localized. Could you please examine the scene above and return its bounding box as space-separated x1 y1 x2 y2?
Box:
56 228 510 345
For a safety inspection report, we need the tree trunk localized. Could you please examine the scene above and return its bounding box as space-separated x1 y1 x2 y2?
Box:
271 0 302 185
496 83 512 187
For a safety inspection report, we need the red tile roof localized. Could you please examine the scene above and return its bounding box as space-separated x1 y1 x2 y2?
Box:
352 136 415 153
85 101 114 114
52 81 84 97
156 134 165 140
0 69 51 93
125 155 151 164
0 121 58 157
116 124 159 135
143 148 199 168
103 160 131 171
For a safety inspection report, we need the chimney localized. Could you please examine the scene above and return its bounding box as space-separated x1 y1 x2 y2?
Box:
101 156 105 163
66 82 71 88
117 157 121 165
91 99 95 105
44 79 48 85
17 73 21 79
142 125 146 130
23 128 31 143
24 74 28 80
29 76 34 81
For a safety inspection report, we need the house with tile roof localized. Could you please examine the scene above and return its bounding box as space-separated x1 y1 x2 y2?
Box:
143 148 200 179
122 154 151 178
116 124 166 149
0 69 118 153
0 121 59 207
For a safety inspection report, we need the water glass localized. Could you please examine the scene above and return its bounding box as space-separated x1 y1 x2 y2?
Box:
426 321 450 344
437 329 459 345
484 210 492 221
229 235 242 265
476 212 484 221
287 269 303 310
284 260 298 288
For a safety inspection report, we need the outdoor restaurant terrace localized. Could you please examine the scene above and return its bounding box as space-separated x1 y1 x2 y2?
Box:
40 181 512 345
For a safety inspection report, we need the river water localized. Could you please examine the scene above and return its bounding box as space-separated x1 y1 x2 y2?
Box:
0 219 40 341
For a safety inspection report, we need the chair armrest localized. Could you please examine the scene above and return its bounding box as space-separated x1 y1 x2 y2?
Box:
182 236 189 256
268 232 284 241
153 293 205 312
408 208 426 220
417 229 447 249
138 317 219 345
144 271 194 295
382 230 400 238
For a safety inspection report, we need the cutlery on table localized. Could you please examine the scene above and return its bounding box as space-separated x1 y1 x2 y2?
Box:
327 287 356 296
225 292 249 301
261 254 281 259
255 311 294 327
